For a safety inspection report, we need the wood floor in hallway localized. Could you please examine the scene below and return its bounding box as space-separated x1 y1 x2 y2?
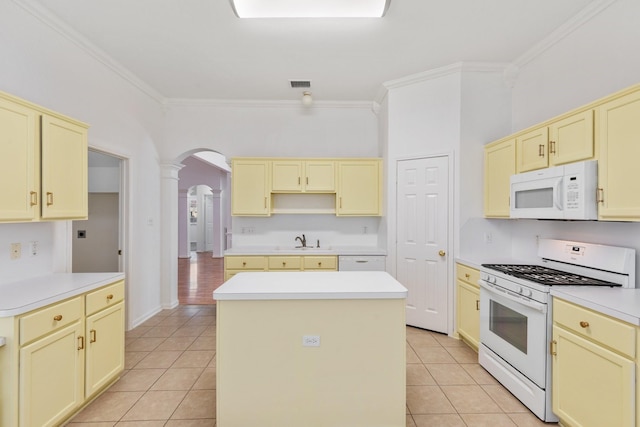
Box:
178 252 224 305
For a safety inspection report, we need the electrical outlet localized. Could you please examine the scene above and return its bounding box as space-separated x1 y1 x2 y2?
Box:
302 335 320 347
29 241 38 256
484 232 493 244
10 243 21 260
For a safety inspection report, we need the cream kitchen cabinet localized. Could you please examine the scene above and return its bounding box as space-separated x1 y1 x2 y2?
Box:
231 159 271 216
597 88 640 221
455 263 480 351
552 298 636 427
336 159 382 216
516 126 549 173
0 279 125 427
224 255 337 280
0 91 88 222
484 138 515 217
271 159 335 192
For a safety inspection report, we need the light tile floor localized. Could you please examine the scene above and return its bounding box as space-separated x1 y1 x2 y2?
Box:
65 305 556 427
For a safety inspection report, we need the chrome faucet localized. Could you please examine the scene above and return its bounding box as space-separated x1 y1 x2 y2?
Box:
295 234 307 248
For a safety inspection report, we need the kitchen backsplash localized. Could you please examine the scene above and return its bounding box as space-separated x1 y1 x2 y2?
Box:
231 215 382 249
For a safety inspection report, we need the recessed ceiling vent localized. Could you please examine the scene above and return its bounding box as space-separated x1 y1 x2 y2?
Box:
290 80 311 88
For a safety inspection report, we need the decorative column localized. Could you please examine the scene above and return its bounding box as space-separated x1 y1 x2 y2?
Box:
161 163 184 309
178 189 190 258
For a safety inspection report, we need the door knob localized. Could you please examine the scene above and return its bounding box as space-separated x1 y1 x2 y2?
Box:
438 250 446 257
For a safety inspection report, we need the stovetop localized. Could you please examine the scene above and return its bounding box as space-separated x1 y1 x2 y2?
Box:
481 264 621 287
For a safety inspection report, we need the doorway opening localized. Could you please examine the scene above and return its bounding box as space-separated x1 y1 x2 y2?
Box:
177 151 231 305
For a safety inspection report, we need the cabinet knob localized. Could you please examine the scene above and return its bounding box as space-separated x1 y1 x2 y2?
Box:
579 321 590 328
282 262 286 267
53 315 62 321
106 294 114 300
318 262 322 267
465 273 470 279
242 262 247 267
438 250 446 257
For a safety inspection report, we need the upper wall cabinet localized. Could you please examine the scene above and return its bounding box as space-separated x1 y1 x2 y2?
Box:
232 157 382 217
231 159 271 216
337 159 382 216
597 89 640 221
271 159 335 193
484 138 515 217
0 92 88 222
516 110 594 173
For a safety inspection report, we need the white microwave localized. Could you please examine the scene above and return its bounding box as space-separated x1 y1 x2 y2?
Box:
510 160 598 220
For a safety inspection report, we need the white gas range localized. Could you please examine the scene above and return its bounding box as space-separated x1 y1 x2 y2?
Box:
478 238 636 422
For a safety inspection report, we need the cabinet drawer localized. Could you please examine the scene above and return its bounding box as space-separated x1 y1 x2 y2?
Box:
303 256 337 270
86 280 125 316
20 296 83 345
268 256 302 270
456 264 479 287
225 256 266 270
554 298 636 358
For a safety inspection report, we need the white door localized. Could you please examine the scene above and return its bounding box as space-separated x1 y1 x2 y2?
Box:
396 156 449 332
204 194 214 252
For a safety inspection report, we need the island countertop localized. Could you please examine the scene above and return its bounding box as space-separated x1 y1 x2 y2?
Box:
0 272 125 317
213 271 407 301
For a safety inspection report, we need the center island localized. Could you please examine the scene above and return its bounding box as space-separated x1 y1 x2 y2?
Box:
213 271 408 427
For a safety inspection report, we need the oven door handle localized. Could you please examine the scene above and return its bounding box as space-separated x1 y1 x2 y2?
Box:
478 280 547 313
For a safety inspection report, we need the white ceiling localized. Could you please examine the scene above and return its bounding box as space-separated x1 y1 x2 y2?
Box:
30 0 596 102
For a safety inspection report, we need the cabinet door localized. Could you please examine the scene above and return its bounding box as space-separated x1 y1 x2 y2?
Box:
85 302 125 397
40 115 88 220
598 90 640 221
552 325 635 427
549 110 594 166
19 321 84 427
484 139 515 217
337 160 381 216
272 160 303 192
304 160 335 192
456 280 480 351
0 98 39 221
516 126 549 172
232 159 270 216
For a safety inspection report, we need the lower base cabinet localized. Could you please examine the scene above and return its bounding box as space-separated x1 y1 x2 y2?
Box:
0 279 125 427
552 298 636 427
455 263 480 351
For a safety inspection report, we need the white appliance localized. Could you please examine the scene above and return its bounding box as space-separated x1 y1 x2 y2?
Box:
510 160 598 220
479 239 635 422
338 255 386 271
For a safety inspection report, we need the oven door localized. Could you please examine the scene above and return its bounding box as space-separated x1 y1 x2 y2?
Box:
479 280 548 388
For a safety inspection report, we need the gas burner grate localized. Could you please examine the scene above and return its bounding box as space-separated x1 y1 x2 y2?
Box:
482 264 621 287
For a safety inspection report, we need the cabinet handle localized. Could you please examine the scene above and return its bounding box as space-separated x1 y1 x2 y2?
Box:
46 192 54 206
282 262 286 267
78 336 84 350
264 197 267 208
550 340 557 356
106 294 114 300
596 188 604 204
475 300 480 311
53 315 63 321
579 321 590 328
298 177 301 185
306 177 309 185
465 273 470 279
538 144 545 157
30 191 38 206
339 197 342 209
90 329 97 343
549 141 556 154
318 262 322 267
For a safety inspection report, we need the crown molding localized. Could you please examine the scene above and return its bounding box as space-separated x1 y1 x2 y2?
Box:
374 61 510 104
13 0 165 104
512 0 618 68
164 98 373 110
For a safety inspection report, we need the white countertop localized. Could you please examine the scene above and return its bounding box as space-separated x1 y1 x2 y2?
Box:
551 287 640 326
213 271 407 301
0 272 125 317
225 246 386 256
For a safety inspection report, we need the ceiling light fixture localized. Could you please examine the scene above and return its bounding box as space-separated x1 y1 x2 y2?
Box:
302 91 313 106
230 0 390 18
